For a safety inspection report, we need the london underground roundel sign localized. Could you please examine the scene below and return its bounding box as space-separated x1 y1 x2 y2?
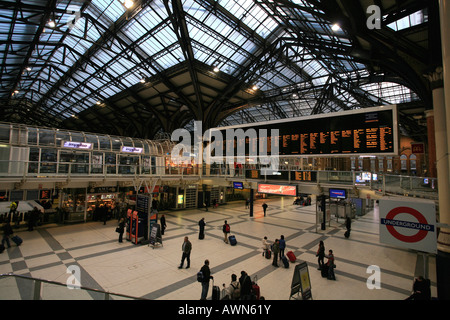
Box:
379 198 436 253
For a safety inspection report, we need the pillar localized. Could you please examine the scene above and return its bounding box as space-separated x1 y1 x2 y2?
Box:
437 0 450 300
425 110 437 178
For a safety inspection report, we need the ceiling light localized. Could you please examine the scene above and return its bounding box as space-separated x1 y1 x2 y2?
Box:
123 0 134 9
48 20 56 28
96 101 101 105
26 67 32 71
252 85 258 90
213 66 220 73
140 78 146 83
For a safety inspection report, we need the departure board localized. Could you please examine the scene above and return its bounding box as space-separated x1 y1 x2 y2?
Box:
215 105 398 157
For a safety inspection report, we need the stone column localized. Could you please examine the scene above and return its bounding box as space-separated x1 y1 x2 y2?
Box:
425 110 436 178
437 0 450 300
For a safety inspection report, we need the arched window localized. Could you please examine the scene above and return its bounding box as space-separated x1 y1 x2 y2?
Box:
400 154 408 171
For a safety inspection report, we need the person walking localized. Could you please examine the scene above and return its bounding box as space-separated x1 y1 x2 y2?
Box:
117 217 125 243
223 220 230 244
325 249 336 280
345 216 351 238
198 217 206 239
200 259 213 300
178 236 192 269
316 240 325 270
160 214 167 235
279 235 286 259
262 202 268 216
271 239 280 267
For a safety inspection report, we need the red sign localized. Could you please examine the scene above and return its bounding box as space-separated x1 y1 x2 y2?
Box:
411 143 424 154
257 184 297 196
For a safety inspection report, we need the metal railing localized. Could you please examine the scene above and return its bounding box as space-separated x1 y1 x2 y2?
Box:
0 273 146 300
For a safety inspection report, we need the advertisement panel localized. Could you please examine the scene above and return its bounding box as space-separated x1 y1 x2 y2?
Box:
257 183 297 196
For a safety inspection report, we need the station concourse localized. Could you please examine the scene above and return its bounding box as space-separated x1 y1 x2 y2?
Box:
1 0 450 302
0 196 436 300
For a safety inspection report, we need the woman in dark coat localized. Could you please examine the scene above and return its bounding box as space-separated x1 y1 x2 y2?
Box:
118 218 125 243
198 218 206 239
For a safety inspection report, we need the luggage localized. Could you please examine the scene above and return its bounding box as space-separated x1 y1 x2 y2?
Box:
252 283 260 300
212 280 220 300
344 230 350 238
321 265 329 278
281 255 289 268
0 243 5 254
264 249 271 259
11 235 22 246
286 251 296 263
228 235 237 246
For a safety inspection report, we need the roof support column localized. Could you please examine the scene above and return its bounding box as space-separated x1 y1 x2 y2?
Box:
434 0 450 300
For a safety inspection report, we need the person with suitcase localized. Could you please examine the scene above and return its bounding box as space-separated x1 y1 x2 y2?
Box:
279 235 286 259
271 239 280 267
1 221 14 249
262 236 271 258
223 220 230 244
325 249 336 280
200 259 213 300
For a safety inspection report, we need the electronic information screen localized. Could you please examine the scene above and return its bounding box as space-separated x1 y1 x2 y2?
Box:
215 105 398 157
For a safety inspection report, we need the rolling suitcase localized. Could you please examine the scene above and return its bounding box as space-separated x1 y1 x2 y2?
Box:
212 280 220 300
321 265 329 278
281 255 289 268
11 235 22 246
264 249 271 259
228 235 237 246
286 251 296 263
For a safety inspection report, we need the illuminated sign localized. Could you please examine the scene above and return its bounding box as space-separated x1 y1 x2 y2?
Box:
329 188 347 199
63 141 93 149
257 183 297 196
233 182 244 189
121 146 143 153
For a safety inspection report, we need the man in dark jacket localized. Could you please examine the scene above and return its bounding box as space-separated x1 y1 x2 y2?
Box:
178 236 192 269
200 259 213 300
239 271 253 300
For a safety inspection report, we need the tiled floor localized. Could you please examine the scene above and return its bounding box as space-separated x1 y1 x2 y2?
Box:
0 197 437 300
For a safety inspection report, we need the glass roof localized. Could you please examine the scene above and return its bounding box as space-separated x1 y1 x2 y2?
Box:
0 0 427 137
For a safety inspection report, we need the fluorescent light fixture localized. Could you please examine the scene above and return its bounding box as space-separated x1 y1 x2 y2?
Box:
123 0 134 9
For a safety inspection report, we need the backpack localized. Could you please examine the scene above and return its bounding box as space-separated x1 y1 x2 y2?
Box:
197 271 204 282
225 224 230 233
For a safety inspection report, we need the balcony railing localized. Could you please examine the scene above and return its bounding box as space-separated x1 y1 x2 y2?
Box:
0 273 144 300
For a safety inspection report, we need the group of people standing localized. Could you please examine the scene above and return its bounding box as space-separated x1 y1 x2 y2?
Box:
262 235 286 267
316 240 336 280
